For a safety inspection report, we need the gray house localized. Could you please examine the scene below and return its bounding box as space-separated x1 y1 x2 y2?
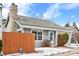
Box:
4 3 72 47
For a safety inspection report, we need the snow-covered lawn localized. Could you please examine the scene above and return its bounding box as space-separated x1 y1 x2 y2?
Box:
5 47 72 56
67 44 79 48
70 54 79 56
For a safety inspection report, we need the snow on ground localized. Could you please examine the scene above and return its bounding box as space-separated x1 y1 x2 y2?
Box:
70 54 79 56
5 47 72 56
67 44 79 48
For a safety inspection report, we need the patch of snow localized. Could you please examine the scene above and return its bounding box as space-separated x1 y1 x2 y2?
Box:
67 44 79 48
70 54 79 56
5 47 72 56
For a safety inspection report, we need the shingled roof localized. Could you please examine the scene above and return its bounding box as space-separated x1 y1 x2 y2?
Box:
15 15 70 31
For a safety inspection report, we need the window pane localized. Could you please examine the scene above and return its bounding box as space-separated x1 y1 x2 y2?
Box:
32 31 42 40
38 32 42 35
50 33 53 36
50 37 53 41
38 36 42 40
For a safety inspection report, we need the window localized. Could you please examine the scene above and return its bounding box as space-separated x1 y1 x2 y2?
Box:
38 32 42 40
32 31 42 40
50 32 54 41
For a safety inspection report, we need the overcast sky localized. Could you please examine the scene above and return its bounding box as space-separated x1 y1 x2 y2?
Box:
2 3 79 28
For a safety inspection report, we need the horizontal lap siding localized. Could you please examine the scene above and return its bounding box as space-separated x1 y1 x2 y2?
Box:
2 32 35 55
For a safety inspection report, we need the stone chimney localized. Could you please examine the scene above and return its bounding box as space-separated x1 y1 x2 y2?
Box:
9 3 17 17
6 3 18 32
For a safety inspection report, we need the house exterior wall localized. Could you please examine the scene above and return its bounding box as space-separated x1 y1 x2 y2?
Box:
43 30 49 40
23 28 57 47
43 30 56 46
24 28 31 33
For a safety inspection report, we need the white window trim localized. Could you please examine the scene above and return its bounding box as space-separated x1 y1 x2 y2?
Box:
49 31 55 44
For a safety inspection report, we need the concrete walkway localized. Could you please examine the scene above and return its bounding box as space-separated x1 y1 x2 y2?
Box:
53 48 79 56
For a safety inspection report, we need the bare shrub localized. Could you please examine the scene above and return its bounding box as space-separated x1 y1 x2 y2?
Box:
42 40 51 47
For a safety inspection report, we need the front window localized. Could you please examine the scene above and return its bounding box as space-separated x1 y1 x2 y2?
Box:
38 32 42 40
50 32 54 41
32 31 42 40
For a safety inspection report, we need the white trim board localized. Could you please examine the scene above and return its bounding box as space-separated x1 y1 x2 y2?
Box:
22 25 72 32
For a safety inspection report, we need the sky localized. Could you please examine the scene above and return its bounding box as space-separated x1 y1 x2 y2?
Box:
2 3 79 28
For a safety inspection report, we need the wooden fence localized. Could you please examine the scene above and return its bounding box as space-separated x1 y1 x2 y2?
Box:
2 32 35 55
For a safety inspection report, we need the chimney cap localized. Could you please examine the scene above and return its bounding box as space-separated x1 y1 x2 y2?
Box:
11 3 17 7
12 3 15 5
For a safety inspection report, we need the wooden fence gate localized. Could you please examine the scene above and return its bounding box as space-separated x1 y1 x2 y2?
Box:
2 32 35 55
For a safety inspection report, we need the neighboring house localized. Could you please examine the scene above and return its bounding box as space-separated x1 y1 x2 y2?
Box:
0 21 2 39
65 23 79 44
0 3 2 39
0 3 2 20
4 3 72 47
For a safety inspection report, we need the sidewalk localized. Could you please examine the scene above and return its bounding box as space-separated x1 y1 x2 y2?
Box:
53 48 79 56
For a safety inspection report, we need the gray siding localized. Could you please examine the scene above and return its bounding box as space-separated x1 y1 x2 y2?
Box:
24 28 31 33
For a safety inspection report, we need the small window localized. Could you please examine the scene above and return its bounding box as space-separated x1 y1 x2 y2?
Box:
50 33 53 36
32 31 42 40
38 32 42 40
50 32 54 41
38 32 42 35
38 36 42 40
50 37 53 41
